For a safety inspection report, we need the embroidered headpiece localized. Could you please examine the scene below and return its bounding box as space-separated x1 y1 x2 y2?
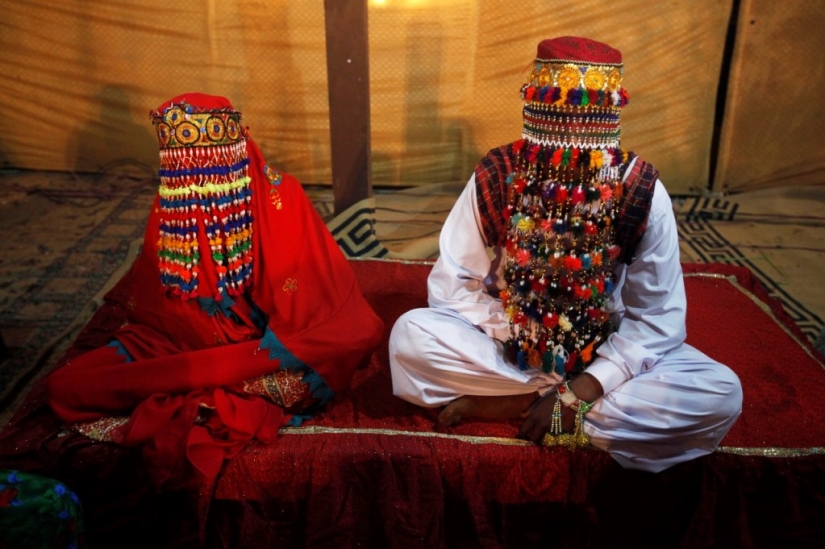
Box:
150 94 255 300
502 37 633 376
520 36 628 151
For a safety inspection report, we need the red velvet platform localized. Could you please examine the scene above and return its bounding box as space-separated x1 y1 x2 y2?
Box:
1 259 824 548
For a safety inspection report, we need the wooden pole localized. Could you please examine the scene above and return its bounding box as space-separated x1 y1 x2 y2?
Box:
324 0 372 215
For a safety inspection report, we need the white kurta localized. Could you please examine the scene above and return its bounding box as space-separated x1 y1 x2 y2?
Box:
389 166 743 473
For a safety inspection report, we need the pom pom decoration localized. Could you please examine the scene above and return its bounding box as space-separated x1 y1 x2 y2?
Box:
516 248 532 267
555 185 569 203
564 255 583 272
502 39 634 375
551 148 564 168
571 186 586 205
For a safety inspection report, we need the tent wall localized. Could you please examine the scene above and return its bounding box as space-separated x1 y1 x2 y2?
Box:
0 0 331 182
1 0 822 193
714 0 825 192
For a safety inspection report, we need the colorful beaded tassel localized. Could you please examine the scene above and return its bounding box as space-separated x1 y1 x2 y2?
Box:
153 102 254 300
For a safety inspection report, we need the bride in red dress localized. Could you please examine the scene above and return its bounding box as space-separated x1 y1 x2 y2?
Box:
46 93 383 489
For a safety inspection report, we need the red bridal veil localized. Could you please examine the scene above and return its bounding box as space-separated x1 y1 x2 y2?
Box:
45 93 383 488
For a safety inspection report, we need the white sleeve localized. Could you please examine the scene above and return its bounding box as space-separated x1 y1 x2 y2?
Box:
585 179 688 394
427 175 511 342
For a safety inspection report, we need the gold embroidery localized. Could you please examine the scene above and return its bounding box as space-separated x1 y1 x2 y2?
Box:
72 416 130 442
265 166 284 209
243 370 310 409
584 67 606 91
283 278 298 296
151 106 245 149
279 426 825 457
607 68 622 91
270 188 283 209
556 64 582 90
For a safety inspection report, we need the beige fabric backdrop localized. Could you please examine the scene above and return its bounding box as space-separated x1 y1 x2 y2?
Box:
2 0 738 193
714 0 825 192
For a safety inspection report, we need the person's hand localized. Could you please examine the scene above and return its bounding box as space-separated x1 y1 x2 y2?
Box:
517 373 604 444
517 391 570 443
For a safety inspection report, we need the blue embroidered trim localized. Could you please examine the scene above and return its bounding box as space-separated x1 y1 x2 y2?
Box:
197 295 238 320
259 328 334 407
285 414 312 427
249 301 269 333
159 274 197 294
108 339 134 363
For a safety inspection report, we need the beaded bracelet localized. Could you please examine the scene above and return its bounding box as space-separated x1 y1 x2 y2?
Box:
557 381 593 414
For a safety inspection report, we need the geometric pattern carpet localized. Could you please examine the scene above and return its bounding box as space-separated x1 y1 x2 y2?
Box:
0 171 155 413
676 195 824 342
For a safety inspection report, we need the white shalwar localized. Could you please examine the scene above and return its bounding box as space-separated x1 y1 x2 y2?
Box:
389 168 743 473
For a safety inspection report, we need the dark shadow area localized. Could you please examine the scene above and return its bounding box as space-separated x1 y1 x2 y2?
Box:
70 85 156 176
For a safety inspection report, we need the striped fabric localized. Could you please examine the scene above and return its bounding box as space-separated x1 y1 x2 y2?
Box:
614 157 658 264
474 144 515 247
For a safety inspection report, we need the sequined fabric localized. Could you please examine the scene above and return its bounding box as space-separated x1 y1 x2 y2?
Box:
243 369 312 411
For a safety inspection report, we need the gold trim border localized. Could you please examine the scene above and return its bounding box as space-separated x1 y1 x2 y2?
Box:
280 426 825 457
717 446 825 458
348 256 435 266
281 426 531 446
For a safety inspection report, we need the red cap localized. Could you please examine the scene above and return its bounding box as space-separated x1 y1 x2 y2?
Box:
536 36 622 65
153 92 235 114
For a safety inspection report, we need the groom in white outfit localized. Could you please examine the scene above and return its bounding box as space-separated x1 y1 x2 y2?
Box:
389 36 742 473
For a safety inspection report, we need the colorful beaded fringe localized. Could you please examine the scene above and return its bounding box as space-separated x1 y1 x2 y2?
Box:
502 138 630 375
522 102 622 150
521 58 629 109
155 131 254 300
519 57 628 151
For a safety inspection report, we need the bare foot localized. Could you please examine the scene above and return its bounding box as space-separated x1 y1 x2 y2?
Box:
438 396 476 426
438 392 539 427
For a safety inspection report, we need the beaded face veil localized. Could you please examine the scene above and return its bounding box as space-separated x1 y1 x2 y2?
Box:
502 37 632 376
151 94 255 301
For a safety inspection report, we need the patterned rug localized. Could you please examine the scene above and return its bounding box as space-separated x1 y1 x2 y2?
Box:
0 169 156 413
2 259 823 547
674 195 824 342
